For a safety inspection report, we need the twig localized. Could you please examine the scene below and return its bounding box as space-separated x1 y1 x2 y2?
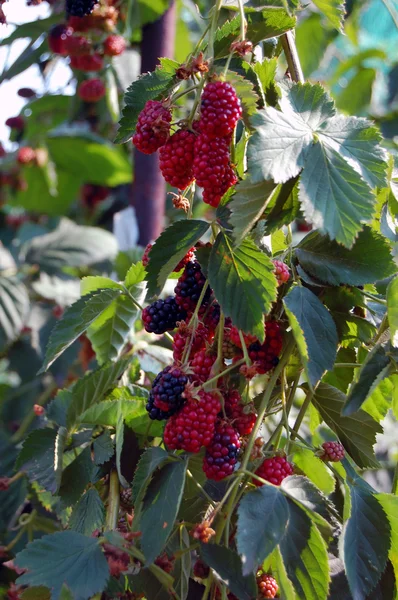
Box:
281 31 305 83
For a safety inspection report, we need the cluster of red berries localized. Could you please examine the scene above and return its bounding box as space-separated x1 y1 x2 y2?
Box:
320 441 345 462
133 79 241 207
253 455 293 486
257 573 279 598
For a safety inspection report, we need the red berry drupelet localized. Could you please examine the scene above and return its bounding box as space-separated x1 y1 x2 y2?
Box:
321 441 345 462
189 349 217 383
164 390 221 453
72 53 104 72
103 34 126 56
159 129 195 190
248 321 283 375
254 455 293 486
48 24 73 55
257 573 279 599
193 134 235 208
273 259 290 286
17 147 36 165
78 79 106 102
203 421 241 480
199 81 242 139
132 100 172 155
224 389 256 436
174 260 211 314
146 365 188 420
142 296 186 335
229 327 258 349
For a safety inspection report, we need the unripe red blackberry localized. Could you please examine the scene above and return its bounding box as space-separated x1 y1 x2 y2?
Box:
159 129 195 190
203 421 241 480
66 0 96 18
72 53 104 72
5 116 24 130
33 404 45 416
164 390 221 453
254 455 293 486
172 321 209 362
224 389 256 436
78 79 106 102
48 24 73 55
17 147 36 165
193 134 230 190
142 243 152 267
229 327 258 349
67 15 91 31
103 34 126 56
193 559 210 579
174 260 211 314
142 296 186 335
202 164 238 208
189 349 217 383
257 573 278 598
199 80 242 139
132 100 172 155
64 34 92 56
273 259 290 286
321 441 345 462
248 321 283 375
81 183 109 207
154 553 174 574
142 243 195 273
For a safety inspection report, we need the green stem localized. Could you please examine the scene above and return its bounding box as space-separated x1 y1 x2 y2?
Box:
207 0 223 61
239 330 251 366
290 389 313 441
237 0 246 41
334 363 362 368
187 469 216 506
172 84 199 103
202 358 245 390
201 573 213 600
124 545 180 598
392 461 398 495
281 30 304 83
358 289 387 306
105 470 120 531
372 312 389 345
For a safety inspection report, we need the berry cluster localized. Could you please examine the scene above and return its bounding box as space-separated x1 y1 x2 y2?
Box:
247 321 283 375
132 79 241 206
253 455 293 487
257 573 279 598
321 441 345 462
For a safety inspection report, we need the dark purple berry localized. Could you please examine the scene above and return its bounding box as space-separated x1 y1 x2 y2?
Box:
142 297 186 335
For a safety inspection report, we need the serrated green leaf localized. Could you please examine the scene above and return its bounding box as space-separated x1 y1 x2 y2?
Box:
344 344 392 416
93 430 114 465
67 358 130 429
40 289 122 372
263 178 300 234
141 459 188 565
229 178 276 244
200 543 258 599
208 233 277 341
15 531 109 600
332 312 377 348
268 547 297 600
46 390 72 427
387 277 398 347
131 446 169 504
0 275 30 352
312 0 345 31
124 261 146 291
323 347 356 393
296 13 337 77
343 484 391 600
362 376 395 423
59 447 96 507
237 485 290 575
376 494 398 590
146 220 210 297
68 488 105 535
295 227 396 286
292 448 335 495
80 276 123 296
252 57 279 106
311 383 382 469
116 58 179 144
283 286 338 387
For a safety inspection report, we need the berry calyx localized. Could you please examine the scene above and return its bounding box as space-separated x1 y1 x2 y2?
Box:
257 573 279 598
48 24 73 55
320 441 345 462
203 421 241 480
17 147 36 165
142 296 186 335
199 81 242 139
103 34 126 56
273 259 290 286
254 455 293 486
174 260 211 314
78 79 106 102
159 129 196 190
132 100 172 155
164 390 221 453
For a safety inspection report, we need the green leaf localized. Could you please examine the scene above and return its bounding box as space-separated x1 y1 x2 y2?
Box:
15 531 109 600
311 383 382 469
214 9 296 58
208 233 277 342
281 475 337 534
312 0 345 31
295 227 396 286
59 447 96 507
47 134 131 186
116 58 179 144
332 312 377 348
68 488 105 535
229 178 276 244
67 359 129 429
387 277 398 347
15 427 66 494
21 218 118 274
236 485 290 575
200 544 258 600
131 447 169 504
21 587 51 600
223 69 259 126
267 547 296 600
296 13 336 77
263 179 300 234
146 220 210 297
40 289 122 372
115 403 129 488
141 459 188 565
344 344 392 416
80 276 123 295
124 261 147 291
0 14 59 45
93 431 114 465
292 448 335 495
0 275 29 351
283 286 338 387
252 57 279 107
0 38 48 83
279 500 330 600
323 347 356 393
376 494 398 590
343 484 391 600
335 69 376 116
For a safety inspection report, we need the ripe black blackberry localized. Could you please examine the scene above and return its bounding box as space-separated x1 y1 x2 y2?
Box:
146 366 188 420
66 0 96 17
142 297 186 334
203 421 241 480
174 261 211 314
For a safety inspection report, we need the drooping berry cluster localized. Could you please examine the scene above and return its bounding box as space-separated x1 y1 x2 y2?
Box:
142 296 186 335
257 573 279 598
320 441 345 462
132 100 172 155
146 365 189 420
159 130 196 190
253 455 293 486
203 421 241 480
